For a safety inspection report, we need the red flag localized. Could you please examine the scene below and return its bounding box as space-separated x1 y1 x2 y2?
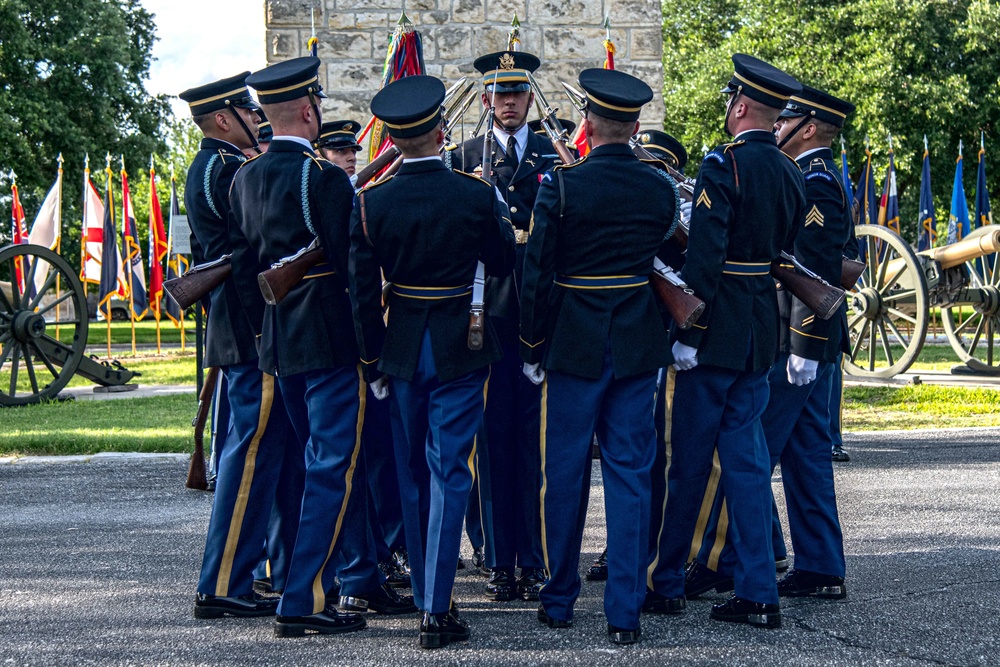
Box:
10 181 28 294
148 163 167 316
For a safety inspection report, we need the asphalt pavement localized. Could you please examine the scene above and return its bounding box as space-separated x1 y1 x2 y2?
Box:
1 428 998 666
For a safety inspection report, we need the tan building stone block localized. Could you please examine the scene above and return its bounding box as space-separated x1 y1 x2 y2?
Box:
452 0 485 23
325 13 354 30
325 62 384 92
415 10 451 25
608 0 661 27
542 28 606 62
487 0 526 24
267 0 318 25
425 26 474 60
267 29 300 60
354 12 391 30
316 31 372 60
528 0 601 26
630 27 663 60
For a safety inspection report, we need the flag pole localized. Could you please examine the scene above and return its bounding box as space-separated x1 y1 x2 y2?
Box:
121 155 136 356
81 154 89 302
151 154 161 354
55 153 64 340
105 153 113 359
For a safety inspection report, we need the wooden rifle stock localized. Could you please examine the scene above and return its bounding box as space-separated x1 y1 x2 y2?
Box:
355 145 401 188
771 261 845 320
164 255 232 310
257 246 325 306
841 257 865 290
650 268 706 329
187 365 219 490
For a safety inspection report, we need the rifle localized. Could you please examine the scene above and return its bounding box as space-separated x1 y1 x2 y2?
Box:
186 365 219 490
771 251 846 320
257 240 324 306
354 145 401 189
164 254 232 310
525 72 577 165
651 258 705 329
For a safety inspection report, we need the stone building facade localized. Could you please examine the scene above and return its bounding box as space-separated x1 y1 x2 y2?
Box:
264 0 665 149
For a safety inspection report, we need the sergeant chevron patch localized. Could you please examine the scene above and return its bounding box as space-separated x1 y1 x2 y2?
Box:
805 205 825 227
697 189 712 209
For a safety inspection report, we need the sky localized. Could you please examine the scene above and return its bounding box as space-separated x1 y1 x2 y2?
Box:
140 0 267 118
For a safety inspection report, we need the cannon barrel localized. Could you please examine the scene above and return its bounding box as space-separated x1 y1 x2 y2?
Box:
919 227 1000 269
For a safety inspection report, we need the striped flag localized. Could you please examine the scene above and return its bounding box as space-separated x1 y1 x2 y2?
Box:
10 177 28 294
27 157 64 297
917 138 936 251
97 162 127 319
840 137 854 219
877 142 900 235
120 166 147 320
163 174 188 326
80 165 106 287
148 160 167 318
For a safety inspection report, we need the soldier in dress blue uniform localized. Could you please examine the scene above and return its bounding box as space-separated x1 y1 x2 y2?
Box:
519 68 677 645
644 54 805 629
230 57 416 638
184 73 298 621
349 74 515 648
585 129 689 585
681 85 857 603
316 120 362 180
449 50 561 603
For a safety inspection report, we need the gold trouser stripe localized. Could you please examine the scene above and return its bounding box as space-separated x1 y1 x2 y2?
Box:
707 497 730 571
647 367 676 588
309 367 367 613
216 373 275 596
688 449 722 563
538 379 551 578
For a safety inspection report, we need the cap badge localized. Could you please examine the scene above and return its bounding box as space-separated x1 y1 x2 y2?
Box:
641 133 650 143
499 53 516 70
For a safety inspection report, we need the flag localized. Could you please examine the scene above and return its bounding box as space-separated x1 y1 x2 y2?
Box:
917 143 936 251
877 145 900 235
307 7 318 57
97 164 127 318
163 175 188 326
120 167 147 320
840 139 854 218
854 143 878 226
28 159 64 296
148 162 167 318
81 170 106 286
10 179 28 294
602 16 616 70
975 138 992 229
947 145 970 244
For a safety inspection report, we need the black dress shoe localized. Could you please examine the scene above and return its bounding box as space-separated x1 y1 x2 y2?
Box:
778 569 847 599
684 560 735 598
205 474 217 492
710 595 781 629
832 445 851 462
274 608 366 637
193 592 278 619
537 604 572 628
419 610 470 649
253 577 277 595
642 589 687 615
379 558 412 589
338 583 418 615
516 568 546 601
585 548 608 581
607 623 641 644
391 547 411 576
471 546 488 574
485 568 516 601
775 556 790 573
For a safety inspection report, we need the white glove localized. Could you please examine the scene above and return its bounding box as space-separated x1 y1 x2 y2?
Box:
671 341 698 371
370 376 390 400
680 201 692 224
522 362 546 385
786 354 818 386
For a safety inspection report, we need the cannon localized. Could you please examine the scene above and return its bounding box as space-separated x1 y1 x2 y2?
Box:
0 243 138 406
844 225 1000 377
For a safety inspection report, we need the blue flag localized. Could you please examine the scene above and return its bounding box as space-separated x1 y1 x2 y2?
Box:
877 147 900 235
853 145 878 259
917 145 936 251
947 147 970 243
975 140 992 229
840 141 854 218
97 166 127 318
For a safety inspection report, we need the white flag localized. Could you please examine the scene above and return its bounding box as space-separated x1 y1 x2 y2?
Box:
28 171 63 296
82 179 105 285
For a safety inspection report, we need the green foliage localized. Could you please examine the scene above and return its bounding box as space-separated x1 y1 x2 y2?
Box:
662 0 1000 244
0 0 177 269
844 384 1000 430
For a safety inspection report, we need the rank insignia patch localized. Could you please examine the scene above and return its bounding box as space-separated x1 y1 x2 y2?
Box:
805 205 825 227
697 189 712 209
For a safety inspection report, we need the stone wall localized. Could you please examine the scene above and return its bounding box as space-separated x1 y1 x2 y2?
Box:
264 0 665 145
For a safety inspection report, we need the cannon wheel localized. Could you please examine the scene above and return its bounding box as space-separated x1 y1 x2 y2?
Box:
0 244 89 406
843 225 928 378
942 253 1000 373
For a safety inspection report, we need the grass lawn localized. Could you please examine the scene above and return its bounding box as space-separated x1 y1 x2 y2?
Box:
843 384 1000 431
46 319 193 347
1 351 197 394
0 394 195 456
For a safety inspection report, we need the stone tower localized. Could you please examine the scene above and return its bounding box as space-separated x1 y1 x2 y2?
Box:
264 1 665 148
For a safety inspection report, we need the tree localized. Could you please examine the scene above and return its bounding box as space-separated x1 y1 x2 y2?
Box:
661 0 1000 243
0 0 171 270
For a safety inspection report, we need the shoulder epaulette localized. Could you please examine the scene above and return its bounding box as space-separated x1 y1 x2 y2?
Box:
358 174 394 192
304 153 327 170
806 157 833 173
553 155 587 171
216 149 246 165
779 150 798 165
453 169 493 187
722 140 745 153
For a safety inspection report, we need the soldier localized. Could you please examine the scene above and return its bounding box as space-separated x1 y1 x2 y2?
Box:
449 49 560 604
519 68 677 644
349 74 515 648
256 111 273 152
645 54 804 629
231 56 416 638
587 129 689 584
182 73 296 621
316 120 362 181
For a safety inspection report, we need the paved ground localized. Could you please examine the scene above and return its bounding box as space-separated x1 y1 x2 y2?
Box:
2 429 998 666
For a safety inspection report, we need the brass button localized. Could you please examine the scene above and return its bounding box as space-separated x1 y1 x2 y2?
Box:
508 185 515 192
510 206 518 213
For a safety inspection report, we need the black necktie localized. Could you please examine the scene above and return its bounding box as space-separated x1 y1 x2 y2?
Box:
493 135 517 183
